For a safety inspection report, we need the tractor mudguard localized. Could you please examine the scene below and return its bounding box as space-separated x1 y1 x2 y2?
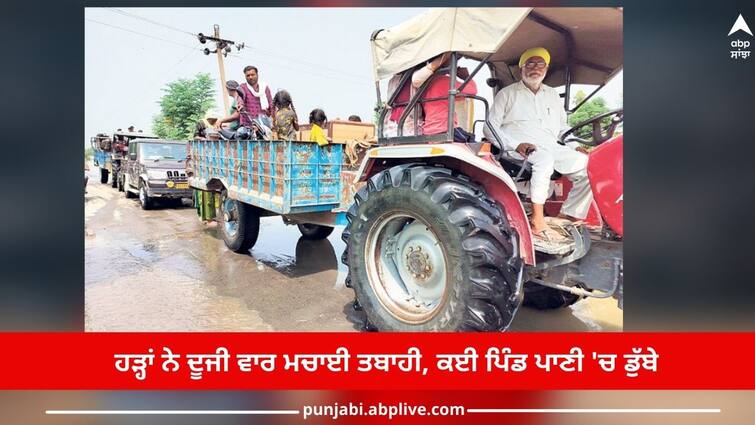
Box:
587 135 623 236
355 143 535 265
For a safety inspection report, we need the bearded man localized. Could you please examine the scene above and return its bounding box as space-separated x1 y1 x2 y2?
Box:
484 47 593 246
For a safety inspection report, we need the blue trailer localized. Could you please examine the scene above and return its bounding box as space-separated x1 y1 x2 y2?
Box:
188 138 352 251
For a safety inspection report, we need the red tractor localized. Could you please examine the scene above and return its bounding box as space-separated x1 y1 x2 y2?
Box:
343 7 623 331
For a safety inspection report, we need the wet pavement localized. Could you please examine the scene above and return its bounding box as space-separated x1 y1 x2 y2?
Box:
85 167 622 332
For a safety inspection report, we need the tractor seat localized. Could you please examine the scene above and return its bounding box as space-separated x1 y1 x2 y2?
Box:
498 154 562 182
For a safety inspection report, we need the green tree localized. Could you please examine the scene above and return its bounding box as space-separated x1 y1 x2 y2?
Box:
152 73 215 139
568 90 609 140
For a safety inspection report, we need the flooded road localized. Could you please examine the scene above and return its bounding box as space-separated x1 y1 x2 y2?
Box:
85 167 622 332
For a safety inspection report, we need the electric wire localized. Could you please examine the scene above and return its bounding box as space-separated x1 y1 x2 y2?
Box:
86 17 367 88
106 8 196 36
86 14 374 126
227 51 369 86
85 18 202 52
102 8 370 83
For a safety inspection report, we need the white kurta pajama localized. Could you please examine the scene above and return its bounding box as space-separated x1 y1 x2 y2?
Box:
483 81 594 219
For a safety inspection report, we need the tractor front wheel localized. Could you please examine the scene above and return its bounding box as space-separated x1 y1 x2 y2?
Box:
343 164 524 332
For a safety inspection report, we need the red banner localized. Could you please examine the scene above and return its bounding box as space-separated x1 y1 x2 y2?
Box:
1 332 753 390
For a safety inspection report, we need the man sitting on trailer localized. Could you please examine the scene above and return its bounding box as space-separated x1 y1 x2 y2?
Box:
213 80 243 131
484 47 593 244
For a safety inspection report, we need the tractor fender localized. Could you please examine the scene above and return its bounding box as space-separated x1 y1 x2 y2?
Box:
355 144 535 265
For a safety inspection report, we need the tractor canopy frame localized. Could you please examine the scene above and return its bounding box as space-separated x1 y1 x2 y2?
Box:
371 7 623 147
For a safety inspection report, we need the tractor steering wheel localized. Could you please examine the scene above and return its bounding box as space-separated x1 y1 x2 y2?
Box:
560 108 624 147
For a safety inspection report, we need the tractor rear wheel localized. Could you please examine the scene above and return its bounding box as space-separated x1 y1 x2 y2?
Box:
219 191 260 253
342 164 523 332
297 223 334 240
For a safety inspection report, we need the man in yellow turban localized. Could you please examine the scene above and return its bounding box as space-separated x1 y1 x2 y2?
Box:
518 46 551 69
483 47 593 250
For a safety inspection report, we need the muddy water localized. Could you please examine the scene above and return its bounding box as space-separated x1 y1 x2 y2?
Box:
85 168 622 332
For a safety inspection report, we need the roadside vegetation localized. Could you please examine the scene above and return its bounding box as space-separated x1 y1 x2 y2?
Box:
152 73 216 139
568 90 613 140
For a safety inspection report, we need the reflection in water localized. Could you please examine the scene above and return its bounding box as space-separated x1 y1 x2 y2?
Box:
294 238 338 276
252 217 342 280
254 236 338 278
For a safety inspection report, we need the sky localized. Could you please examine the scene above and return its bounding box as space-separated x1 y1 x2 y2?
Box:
84 7 622 146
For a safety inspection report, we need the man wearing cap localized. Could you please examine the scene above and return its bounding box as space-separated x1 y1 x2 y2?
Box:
214 80 244 131
483 47 593 244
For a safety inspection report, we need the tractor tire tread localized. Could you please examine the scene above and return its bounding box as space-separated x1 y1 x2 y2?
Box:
342 164 523 332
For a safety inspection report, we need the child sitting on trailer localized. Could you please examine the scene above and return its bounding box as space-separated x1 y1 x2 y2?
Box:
308 108 331 146
272 89 299 140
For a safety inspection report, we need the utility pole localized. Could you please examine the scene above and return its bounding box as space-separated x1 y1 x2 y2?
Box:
197 25 245 113
213 25 229 113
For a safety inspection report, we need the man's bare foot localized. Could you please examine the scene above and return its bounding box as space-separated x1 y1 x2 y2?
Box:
530 221 550 233
531 215 549 235
531 224 568 243
531 203 551 234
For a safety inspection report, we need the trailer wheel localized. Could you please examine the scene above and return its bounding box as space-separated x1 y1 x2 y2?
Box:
297 223 334 240
138 180 153 210
342 164 524 332
220 192 260 253
99 168 109 184
522 282 582 309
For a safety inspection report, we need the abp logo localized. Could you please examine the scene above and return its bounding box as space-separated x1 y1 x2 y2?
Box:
728 14 752 60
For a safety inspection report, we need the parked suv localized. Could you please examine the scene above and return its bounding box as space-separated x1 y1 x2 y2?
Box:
123 139 192 209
